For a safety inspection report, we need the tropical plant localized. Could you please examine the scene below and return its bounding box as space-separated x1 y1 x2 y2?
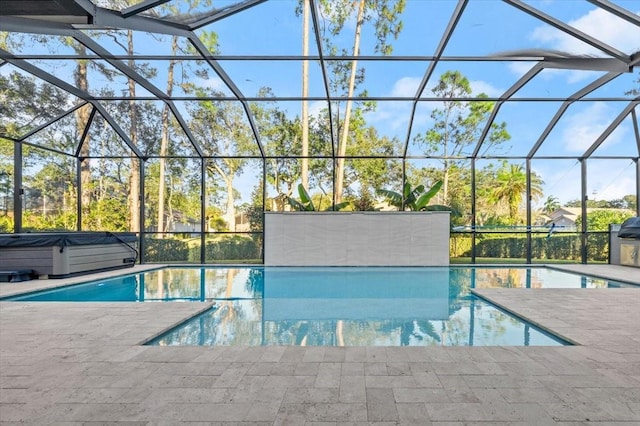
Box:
287 183 350 211
542 195 561 215
377 180 455 212
489 162 543 223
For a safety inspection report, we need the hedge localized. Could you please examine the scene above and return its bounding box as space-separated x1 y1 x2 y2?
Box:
451 233 609 261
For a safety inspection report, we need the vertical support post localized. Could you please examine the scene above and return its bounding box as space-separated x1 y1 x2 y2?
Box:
401 159 406 211
332 157 337 209
471 158 476 264
13 141 22 233
201 159 206 264
76 158 82 231
262 157 267 264
580 159 588 264
138 158 145 264
526 159 532 264
636 159 639 215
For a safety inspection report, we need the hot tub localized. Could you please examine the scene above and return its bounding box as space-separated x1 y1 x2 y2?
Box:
0 232 138 278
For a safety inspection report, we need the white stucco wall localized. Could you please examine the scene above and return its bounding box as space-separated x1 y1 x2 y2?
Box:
264 211 450 266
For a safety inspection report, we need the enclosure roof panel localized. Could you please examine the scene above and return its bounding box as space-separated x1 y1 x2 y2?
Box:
0 0 638 161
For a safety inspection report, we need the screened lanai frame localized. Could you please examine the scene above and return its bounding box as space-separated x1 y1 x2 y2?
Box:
0 0 639 264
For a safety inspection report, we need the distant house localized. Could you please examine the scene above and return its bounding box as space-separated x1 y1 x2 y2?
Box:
546 207 582 230
147 211 200 236
546 207 634 231
234 212 251 232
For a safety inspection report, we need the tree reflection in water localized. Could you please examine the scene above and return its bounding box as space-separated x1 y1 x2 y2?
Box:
149 267 566 347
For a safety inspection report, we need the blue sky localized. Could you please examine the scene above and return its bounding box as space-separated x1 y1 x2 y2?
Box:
205 0 640 205
3 0 640 207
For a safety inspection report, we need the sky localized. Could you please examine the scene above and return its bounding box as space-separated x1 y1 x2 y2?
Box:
206 0 640 205
3 0 640 207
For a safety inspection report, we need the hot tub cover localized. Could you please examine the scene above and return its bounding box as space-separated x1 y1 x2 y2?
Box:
618 217 640 239
0 232 137 248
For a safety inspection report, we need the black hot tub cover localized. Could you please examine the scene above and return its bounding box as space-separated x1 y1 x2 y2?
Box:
618 217 640 239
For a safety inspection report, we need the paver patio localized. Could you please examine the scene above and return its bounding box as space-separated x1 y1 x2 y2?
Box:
1 264 639 424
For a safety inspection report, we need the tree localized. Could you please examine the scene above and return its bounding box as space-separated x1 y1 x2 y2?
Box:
342 111 403 197
0 71 80 232
299 0 311 190
188 90 256 231
489 162 543 224
566 196 637 210
542 195 561 215
0 72 68 138
319 0 406 203
622 194 637 211
253 93 305 210
416 71 510 202
154 0 214 237
576 209 635 231
625 71 639 96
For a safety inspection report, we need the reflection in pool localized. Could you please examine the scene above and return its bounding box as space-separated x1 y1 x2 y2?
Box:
7 266 634 347
144 267 583 347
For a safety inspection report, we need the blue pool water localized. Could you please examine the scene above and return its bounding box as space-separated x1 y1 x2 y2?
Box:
4 266 635 347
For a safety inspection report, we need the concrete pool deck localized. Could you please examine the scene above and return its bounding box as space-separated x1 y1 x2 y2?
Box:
1 264 639 424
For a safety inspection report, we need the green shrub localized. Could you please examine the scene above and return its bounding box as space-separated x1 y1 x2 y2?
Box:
144 237 190 262
199 234 261 262
460 233 608 262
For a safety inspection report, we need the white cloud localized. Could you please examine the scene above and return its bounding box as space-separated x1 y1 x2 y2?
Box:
390 76 421 97
533 159 636 205
363 101 412 134
593 173 637 200
361 75 505 140
308 100 326 118
561 102 623 152
532 162 580 206
508 61 536 77
193 76 227 92
469 80 503 97
530 8 640 56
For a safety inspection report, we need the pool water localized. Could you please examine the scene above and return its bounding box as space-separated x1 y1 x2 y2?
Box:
4 266 632 303
5 266 634 347
141 266 590 347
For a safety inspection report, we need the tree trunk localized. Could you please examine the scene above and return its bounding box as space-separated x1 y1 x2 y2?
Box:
443 159 449 204
225 174 236 231
301 0 310 190
157 36 178 237
74 48 91 227
335 0 365 204
211 162 236 231
127 30 140 233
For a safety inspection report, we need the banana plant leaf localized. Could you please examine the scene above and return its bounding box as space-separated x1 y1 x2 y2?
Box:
415 180 443 210
422 204 462 217
378 180 445 211
287 184 351 211
297 183 313 207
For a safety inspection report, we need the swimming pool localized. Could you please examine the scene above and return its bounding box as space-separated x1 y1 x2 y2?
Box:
3 266 633 303
5 266 634 347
